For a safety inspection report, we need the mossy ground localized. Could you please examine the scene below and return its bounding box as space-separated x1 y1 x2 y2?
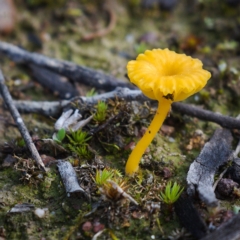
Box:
1 0 240 239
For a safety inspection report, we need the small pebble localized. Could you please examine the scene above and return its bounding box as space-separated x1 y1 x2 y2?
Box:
216 178 239 197
93 222 105 233
162 167 172 179
34 208 46 218
82 221 92 232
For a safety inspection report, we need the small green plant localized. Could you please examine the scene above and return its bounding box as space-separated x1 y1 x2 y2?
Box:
86 88 97 97
66 130 92 145
233 205 240 214
67 145 91 159
95 168 122 186
66 130 92 159
95 169 115 186
94 168 129 201
53 128 66 143
134 42 148 54
159 181 184 205
16 137 25 147
93 101 108 122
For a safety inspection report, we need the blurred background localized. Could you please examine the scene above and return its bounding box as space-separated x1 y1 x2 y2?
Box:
0 0 239 80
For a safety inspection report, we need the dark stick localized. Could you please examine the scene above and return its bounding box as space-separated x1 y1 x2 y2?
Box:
12 87 240 130
202 213 240 240
30 64 79 99
0 41 135 91
174 194 208 239
0 69 46 171
172 102 240 129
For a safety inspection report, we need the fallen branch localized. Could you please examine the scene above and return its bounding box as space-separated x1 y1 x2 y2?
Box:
11 87 240 130
12 88 147 117
187 128 233 206
30 64 79 99
0 41 134 91
0 68 46 171
172 102 240 129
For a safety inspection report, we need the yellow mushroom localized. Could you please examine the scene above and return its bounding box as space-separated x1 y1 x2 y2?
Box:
125 48 211 174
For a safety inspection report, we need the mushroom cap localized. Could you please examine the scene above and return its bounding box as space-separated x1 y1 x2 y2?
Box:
127 48 211 102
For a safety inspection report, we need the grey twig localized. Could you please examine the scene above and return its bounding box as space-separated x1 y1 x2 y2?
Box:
12 87 240 130
0 69 46 171
57 160 89 199
0 41 134 91
13 88 147 117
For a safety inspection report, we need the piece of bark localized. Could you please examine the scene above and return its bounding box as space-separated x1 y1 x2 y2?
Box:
0 41 135 91
174 194 208 239
8 203 35 213
57 160 89 199
30 64 79 99
202 213 240 240
187 128 233 206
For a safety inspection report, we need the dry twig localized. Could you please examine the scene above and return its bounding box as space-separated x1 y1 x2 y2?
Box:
11 87 240 130
0 68 46 171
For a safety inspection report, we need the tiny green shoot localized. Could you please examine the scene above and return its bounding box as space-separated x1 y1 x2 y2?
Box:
16 137 26 147
233 205 240 214
95 169 114 186
159 181 184 205
53 128 66 143
95 168 123 186
67 144 91 159
93 101 108 122
134 42 148 54
66 130 92 158
86 88 96 97
66 130 91 145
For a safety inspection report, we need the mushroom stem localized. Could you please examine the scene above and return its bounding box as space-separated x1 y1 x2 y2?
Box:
125 98 172 174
